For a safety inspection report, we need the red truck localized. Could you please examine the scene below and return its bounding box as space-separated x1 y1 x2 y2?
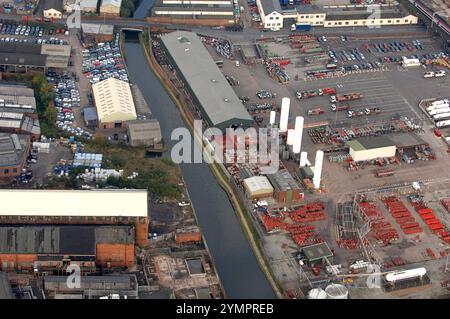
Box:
308 108 325 116
321 87 336 95
330 93 363 103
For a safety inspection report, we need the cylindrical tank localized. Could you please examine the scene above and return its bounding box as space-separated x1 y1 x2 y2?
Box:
313 150 324 189
307 288 327 299
325 284 349 299
279 97 290 132
269 111 276 125
293 116 304 154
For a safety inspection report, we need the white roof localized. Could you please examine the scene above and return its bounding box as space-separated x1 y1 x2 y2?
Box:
0 189 147 217
92 78 137 123
243 176 274 195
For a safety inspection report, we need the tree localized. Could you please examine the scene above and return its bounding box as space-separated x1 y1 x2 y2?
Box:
44 103 57 127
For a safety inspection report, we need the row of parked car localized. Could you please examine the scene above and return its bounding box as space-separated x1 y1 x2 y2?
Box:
363 40 424 54
0 36 67 45
82 33 128 84
47 72 93 139
330 48 366 63
0 23 44 37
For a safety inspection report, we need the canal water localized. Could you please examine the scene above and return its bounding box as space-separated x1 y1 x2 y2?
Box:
123 32 275 298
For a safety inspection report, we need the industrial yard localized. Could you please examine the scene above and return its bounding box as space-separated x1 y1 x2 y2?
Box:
147 22 450 299
0 0 449 303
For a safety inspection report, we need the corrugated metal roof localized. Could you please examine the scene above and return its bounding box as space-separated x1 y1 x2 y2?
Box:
160 31 253 130
127 119 162 143
0 133 29 167
268 169 300 192
0 226 60 254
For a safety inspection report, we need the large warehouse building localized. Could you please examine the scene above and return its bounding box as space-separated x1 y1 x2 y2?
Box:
151 0 236 25
160 31 253 131
0 189 149 247
347 136 397 162
0 225 135 272
0 133 30 179
256 1 418 30
0 43 71 71
92 78 137 129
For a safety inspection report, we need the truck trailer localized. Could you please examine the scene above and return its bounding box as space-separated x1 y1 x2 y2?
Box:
291 23 312 32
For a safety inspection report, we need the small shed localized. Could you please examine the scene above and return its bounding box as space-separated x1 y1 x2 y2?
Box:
302 242 334 266
83 107 98 127
126 119 162 148
243 176 274 200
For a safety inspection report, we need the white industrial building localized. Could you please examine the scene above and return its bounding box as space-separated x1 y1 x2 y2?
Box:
243 176 274 200
347 137 397 162
255 1 418 30
92 78 137 128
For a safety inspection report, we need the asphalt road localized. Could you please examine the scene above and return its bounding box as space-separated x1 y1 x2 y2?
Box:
0 12 431 43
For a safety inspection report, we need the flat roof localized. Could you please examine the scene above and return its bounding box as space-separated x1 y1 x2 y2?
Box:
347 136 395 151
83 107 98 122
302 242 333 262
0 189 147 217
82 24 114 35
160 31 253 130
388 133 428 148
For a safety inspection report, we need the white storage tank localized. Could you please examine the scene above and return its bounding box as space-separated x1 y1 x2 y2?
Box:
307 288 327 299
325 284 349 299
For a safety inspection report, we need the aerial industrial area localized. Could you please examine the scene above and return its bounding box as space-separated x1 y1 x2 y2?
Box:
0 0 448 301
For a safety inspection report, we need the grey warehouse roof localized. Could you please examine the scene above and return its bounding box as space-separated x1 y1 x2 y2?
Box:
356 136 395 150
82 23 114 35
0 133 29 167
160 31 253 130
259 0 282 14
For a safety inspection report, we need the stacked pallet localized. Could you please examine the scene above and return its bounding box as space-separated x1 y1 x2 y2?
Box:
382 196 423 235
258 201 326 247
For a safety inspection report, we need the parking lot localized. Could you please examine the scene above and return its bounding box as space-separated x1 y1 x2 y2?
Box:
0 21 69 45
81 33 129 85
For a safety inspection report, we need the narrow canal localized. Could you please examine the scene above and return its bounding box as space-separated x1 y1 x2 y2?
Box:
123 32 275 298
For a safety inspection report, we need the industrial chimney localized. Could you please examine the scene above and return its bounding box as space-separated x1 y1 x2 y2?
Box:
279 97 290 132
313 150 324 189
293 116 304 154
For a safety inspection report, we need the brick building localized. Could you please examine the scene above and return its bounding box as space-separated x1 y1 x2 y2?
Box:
0 189 149 247
0 133 30 179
